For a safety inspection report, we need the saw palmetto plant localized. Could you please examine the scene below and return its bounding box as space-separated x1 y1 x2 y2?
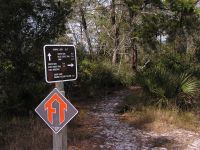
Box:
137 66 199 109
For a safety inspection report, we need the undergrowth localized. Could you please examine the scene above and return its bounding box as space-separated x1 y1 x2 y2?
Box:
122 91 200 132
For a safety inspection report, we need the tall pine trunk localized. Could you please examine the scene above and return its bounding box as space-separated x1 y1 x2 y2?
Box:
80 7 93 54
128 7 138 72
111 0 120 64
131 44 138 72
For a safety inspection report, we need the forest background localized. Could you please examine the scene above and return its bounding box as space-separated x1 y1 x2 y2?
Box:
0 0 200 148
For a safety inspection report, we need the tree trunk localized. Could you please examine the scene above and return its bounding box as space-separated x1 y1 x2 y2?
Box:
111 0 120 64
112 25 120 64
80 7 93 54
128 6 138 72
132 44 138 72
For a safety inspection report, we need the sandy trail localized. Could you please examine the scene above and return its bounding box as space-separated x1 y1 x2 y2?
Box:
71 89 200 150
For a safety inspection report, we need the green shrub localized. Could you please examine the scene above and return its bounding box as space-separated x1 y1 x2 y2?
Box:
92 62 120 87
79 59 97 85
190 63 200 78
116 65 135 87
154 52 191 74
136 52 200 109
79 59 134 89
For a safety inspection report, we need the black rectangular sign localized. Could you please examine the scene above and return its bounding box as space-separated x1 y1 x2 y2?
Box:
44 45 77 83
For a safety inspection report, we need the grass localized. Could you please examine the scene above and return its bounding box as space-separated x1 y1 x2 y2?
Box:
0 115 52 150
121 90 200 133
0 85 116 150
0 107 93 150
68 108 95 143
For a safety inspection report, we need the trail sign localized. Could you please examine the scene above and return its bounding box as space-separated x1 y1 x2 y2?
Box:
35 88 78 134
44 45 77 83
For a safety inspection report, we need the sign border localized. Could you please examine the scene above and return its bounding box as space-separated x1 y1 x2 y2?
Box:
35 88 78 134
44 44 78 83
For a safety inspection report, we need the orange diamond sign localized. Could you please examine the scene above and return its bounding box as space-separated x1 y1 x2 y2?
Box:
35 88 78 134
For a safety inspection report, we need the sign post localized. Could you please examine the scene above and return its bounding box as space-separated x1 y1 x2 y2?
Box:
35 44 78 150
53 82 67 150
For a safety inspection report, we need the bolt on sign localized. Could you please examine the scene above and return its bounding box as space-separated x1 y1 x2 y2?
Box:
35 88 78 134
44 45 77 83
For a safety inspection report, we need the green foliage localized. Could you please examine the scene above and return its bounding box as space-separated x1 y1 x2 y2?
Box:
0 0 72 114
79 59 134 89
164 0 198 14
79 59 99 85
0 0 200 115
191 64 200 77
125 0 143 13
79 59 118 88
117 64 135 87
136 52 200 109
158 52 191 73
139 13 167 51
92 62 120 87
179 73 199 96
194 40 200 63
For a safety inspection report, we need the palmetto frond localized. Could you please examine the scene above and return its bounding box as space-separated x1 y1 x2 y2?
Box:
179 73 200 95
